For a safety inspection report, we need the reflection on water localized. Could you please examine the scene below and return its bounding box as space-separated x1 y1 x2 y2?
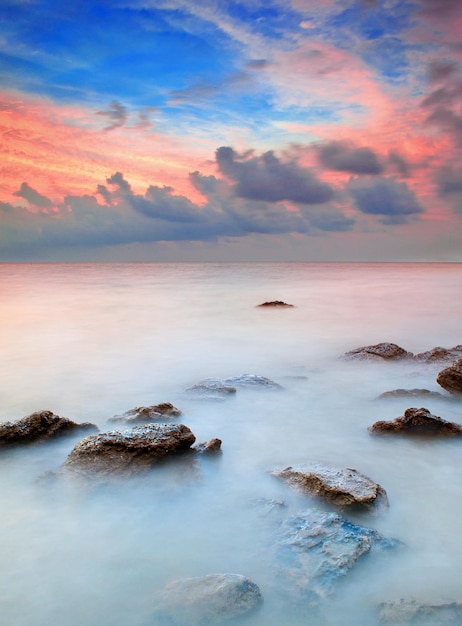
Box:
1 262 462 625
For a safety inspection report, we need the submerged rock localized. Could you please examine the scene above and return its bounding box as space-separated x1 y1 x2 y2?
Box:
186 374 282 399
257 300 294 308
0 410 98 447
414 345 462 364
437 359 462 395
223 374 283 389
377 599 462 625
377 389 446 400
154 573 263 625
61 423 196 478
108 402 182 425
194 438 222 455
369 407 462 436
271 465 388 512
344 343 412 361
275 509 398 604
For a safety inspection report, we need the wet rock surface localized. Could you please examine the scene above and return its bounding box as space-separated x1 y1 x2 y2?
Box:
414 345 462 363
0 410 98 447
108 402 182 425
344 342 413 361
437 359 462 395
194 438 222 454
154 573 263 625
272 465 388 512
274 509 398 604
369 407 462 436
377 389 446 399
257 300 294 308
61 423 196 478
377 599 462 625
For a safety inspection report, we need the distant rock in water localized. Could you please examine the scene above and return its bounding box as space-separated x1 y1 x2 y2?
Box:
274 509 399 605
0 410 98 447
194 438 222 455
186 374 283 399
377 599 462 625
437 359 462 395
154 573 263 625
377 389 447 400
61 423 196 478
344 342 413 361
271 464 388 512
257 300 294 308
108 402 182 425
414 345 462 363
369 407 462 436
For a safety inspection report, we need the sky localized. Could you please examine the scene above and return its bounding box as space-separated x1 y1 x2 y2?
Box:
1 0 462 261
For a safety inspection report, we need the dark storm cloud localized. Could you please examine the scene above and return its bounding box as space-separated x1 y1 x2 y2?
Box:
348 177 424 225
317 141 383 175
97 101 128 131
215 147 334 204
13 182 53 210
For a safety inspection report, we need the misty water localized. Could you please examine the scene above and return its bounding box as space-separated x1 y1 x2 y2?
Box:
1 262 462 625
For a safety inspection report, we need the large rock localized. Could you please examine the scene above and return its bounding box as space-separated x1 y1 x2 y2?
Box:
108 402 182 425
275 509 398 604
377 599 462 625
344 343 412 361
154 573 263 625
369 407 462 436
437 359 462 395
257 300 294 308
62 423 196 478
271 465 388 512
414 345 462 363
0 410 98 447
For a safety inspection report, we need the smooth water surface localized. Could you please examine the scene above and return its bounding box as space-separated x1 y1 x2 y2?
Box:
1 262 462 625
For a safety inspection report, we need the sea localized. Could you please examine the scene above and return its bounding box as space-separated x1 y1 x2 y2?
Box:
1 262 462 626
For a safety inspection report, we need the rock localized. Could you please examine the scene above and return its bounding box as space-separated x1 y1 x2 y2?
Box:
108 402 182 425
437 359 462 395
194 438 222 454
275 509 398 604
369 407 462 436
344 343 413 361
377 389 446 399
61 423 196 478
185 379 237 401
0 410 98 447
377 599 462 625
257 300 294 308
271 465 388 512
223 374 283 389
154 573 263 625
414 345 462 363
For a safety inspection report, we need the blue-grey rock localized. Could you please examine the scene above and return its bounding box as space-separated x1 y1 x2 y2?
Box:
377 599 462 624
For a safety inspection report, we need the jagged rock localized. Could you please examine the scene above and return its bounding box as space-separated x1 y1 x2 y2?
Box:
369 407 462 436
257 300 294 308
377 599 462 624
0 410 98 447
108 402 182 425
344 343 413 361
437 359 462 395
377 389 446 399
194 438 222 454
414 345 462 363
61 423 196 478
275 509 399 604
154 573 263 625
271 465 388 512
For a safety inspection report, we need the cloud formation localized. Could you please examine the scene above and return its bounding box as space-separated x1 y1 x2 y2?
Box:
317 141 383 175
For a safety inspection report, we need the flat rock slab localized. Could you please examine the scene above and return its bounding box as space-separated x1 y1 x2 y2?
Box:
0 410 98 447
108 402 182 425
275 509 398 604
377 599 462 625
369 407 462 436
437 360 462 394
377 389 446 400
154 573 263 625
344 343 413 361
272 465 388 512
257 300 294 308
62 423 196 477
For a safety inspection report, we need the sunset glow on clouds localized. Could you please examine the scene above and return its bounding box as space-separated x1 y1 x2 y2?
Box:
1 0 462 261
